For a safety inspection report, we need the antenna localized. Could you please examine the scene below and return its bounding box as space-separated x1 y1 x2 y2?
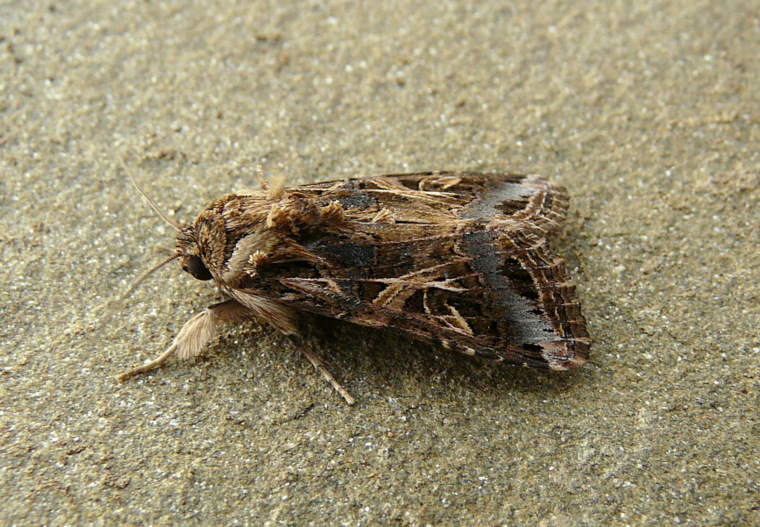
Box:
117 156 182 231
119 253 180 301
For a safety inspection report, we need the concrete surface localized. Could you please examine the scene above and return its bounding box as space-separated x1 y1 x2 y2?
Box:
2 0 758 525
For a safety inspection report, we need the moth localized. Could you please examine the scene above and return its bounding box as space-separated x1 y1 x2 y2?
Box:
118 166 590 404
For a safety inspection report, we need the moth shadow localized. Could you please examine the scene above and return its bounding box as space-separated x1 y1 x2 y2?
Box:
304 315 592 401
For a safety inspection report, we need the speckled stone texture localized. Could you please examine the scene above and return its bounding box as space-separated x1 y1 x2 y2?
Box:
2 1 758 524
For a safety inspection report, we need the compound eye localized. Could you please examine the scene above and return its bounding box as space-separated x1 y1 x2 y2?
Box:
185 255 212 281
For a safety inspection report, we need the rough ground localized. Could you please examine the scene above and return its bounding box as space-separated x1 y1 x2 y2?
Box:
2 1 758 525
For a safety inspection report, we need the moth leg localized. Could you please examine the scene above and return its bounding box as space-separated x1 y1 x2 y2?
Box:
116 299 250 382
292 337 355 406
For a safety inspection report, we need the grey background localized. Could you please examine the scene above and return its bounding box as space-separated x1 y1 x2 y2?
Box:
2 0 758 525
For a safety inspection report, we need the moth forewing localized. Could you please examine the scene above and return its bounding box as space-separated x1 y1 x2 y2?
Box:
118 170 589 404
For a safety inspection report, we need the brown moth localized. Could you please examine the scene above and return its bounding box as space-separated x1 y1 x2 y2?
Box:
118 168 590 404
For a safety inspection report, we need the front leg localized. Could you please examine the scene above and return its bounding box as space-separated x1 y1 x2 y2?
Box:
117 299 356 405
116 299 251 381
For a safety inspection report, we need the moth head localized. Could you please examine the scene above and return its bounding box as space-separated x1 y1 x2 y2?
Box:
120 158 216 292
175 227 213 281
182 254 213 281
